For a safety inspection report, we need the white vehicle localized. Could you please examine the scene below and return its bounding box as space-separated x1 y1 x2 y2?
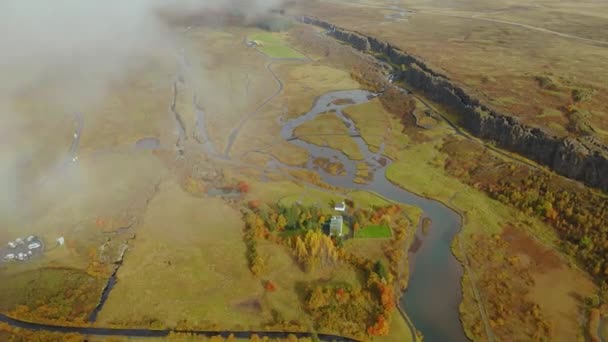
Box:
74 133 78 139
27 251 33 256
28 242 41 250
72 156 79 163
27 235 35 242
15 238 24 244
17 253 25 260
8 242 16 248
3 254 15 261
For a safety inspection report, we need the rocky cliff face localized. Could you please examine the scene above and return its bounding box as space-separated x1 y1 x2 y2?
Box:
298 16 608 192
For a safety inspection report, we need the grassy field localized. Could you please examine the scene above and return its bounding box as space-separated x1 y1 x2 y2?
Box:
375 312 416 342
294 112 364 160
183 27 278 154
249 32 306 59
342 98 393 152
355 225 392 239
231 62 361 165
295 0 608 142
96 180 265 329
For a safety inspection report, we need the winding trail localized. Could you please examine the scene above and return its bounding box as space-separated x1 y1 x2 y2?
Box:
223 61 284 158
324 0 608 45
434 12 608 46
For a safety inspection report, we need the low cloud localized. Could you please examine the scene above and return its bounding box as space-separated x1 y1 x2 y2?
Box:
0 0 289 225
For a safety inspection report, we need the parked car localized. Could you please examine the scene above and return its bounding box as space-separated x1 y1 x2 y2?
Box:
28 242 41 250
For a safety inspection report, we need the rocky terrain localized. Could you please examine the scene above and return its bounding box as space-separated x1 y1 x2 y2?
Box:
298 16 608 192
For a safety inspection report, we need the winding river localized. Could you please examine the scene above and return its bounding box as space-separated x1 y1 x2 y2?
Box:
2 87 468 340
278 89 469 342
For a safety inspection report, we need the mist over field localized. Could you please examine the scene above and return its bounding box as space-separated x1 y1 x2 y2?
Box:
0 0 290 226
0 0 285 105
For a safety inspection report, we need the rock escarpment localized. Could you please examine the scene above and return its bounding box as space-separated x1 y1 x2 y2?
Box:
298 16 608 192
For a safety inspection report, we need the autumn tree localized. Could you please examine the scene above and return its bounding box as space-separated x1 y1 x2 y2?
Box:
373 260 389 281
292 230 338 271
265 280 277 292
237 181 250 193
367 315 390 336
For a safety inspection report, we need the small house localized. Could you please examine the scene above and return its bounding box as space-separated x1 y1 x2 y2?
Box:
330 215 343 237
334 201 346 212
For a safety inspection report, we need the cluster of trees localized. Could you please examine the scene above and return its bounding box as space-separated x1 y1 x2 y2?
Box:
466 233 553 341
485 173 608 282
303 283 375 340
7 270 103 326
351 204 402 234
241 201 411 337
442 142 608 288
242 202 336 275
0 322 83 342
292 230 338 272
302 258 398 338
246 202 332 235
381 216 410 291
243 212 265 276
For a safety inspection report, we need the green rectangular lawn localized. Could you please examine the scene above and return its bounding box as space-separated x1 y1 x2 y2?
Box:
355 225 392 238
258 45 305 59
248 32 305 59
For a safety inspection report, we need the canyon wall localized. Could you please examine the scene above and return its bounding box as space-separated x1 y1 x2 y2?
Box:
298 16 608 192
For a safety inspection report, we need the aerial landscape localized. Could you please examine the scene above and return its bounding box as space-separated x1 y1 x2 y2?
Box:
0 0 607 341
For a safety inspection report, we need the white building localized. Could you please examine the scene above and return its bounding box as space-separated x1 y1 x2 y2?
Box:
334 201 346 212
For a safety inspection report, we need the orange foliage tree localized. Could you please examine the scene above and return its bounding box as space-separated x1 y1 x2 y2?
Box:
367 315 390 336
265 280 277 292
237 181 250 193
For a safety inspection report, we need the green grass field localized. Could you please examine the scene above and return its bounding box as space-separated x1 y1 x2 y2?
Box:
249 32 306 59
355 225 392 238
